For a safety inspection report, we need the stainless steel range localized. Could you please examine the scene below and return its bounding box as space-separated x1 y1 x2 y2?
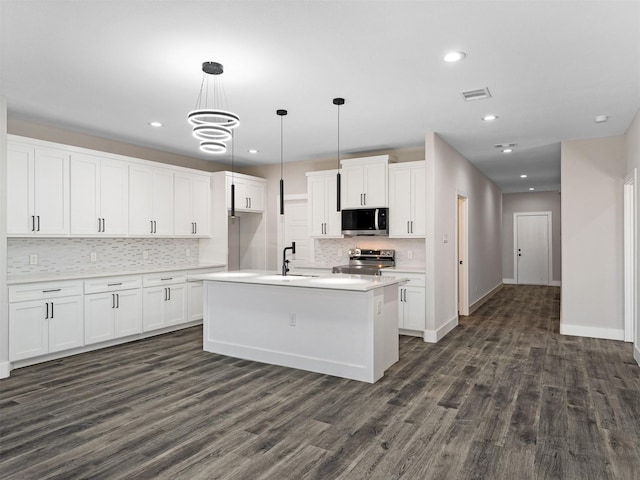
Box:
332 249 395 275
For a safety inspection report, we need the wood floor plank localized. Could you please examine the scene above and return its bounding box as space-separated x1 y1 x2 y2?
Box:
2 285 639 479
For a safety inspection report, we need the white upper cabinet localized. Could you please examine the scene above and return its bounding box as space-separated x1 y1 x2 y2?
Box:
340 155 390 209
225 173 265 213
70 153 129 235
129 164 174 236
7 142 70 236
307 170 343 238
388 161 426 238
174 172 211 237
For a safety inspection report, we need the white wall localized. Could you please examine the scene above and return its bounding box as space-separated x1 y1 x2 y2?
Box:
502 191 562 284
425 133 503 340
1 97 8 378
561 135 626 340
625 109 640 362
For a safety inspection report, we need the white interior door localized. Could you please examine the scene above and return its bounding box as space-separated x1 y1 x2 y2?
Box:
277 196 311 270
457 195 469 315
624 169 637 347
515 212 552 285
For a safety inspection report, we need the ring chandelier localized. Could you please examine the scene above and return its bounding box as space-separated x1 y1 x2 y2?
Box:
188 61 240 154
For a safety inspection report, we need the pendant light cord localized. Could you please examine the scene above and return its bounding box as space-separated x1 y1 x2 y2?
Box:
280 115 284 181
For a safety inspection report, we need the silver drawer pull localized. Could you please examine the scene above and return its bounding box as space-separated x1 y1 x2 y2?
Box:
160 277 173 281
107 282 123 286
42 288 61 293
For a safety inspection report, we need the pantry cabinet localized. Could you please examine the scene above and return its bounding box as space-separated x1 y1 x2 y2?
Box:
70 153 129 235
388 161 426 237
8 281 84 361
7 142 70 236
340 155 390 209
129 164 175 236
174 172 211 236
307 170 343 238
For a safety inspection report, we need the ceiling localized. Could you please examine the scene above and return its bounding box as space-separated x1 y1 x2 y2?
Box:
1 1 639 193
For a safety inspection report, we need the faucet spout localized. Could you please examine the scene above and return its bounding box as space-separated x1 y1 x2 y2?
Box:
282 242 296 276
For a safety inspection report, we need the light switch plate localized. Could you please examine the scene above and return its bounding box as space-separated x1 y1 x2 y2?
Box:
143 250 149 260
29 254 38 265
443 234 449 243
407 250 413 259
90 252 97 262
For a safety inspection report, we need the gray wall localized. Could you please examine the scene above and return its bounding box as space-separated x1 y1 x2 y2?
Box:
502 191 562 283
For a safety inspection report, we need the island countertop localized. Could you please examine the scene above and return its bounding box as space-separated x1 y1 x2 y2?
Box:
189 270 407 291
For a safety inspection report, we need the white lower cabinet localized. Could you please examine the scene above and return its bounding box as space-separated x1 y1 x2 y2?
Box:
188 282 204 322
381 272 426 333
84 289 142 345
142 272 188 332
9 281 84 361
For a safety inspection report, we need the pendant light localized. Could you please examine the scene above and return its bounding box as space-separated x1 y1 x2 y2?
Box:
333 97 345 211
188 61 240 155
277 109 288 215
230 130 236 218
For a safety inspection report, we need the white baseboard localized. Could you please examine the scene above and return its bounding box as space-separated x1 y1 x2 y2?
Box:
634 345 640 366
0 361 10 379
423 315 458 343
502 278 516 285
550 280 562 286
469 283 503 314
560 323 625 341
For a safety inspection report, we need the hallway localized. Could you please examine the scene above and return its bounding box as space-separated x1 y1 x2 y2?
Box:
1 285 638 479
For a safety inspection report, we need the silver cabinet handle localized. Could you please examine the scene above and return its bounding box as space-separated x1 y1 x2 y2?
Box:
150 220 154 234
161 277 173 281
31 215 36 232
50 302 54 318
43 288 61 293
407 221 410 233
112 293 116 308
45 302 49 319
37 216 40 231
116 293 119 308
98 218 102 232
102 218 106 232
363 193 366 206
168 287 171 301
411 221 413 233
107 282 122 286
164 287 168 301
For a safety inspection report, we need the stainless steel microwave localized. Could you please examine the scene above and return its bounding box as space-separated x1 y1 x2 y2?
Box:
341 208 389 236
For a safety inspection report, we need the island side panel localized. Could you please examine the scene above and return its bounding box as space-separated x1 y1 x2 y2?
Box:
375 284 400 377
203 281 384 382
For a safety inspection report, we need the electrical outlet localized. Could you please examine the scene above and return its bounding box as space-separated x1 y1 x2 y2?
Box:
443 234 449 243
185 248 191 257
29 254 38 265
90 252 97 262
289 313 296 326
143 250 149 260
407 250 413 259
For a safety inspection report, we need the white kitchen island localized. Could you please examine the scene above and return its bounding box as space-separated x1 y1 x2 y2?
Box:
190 271 406 383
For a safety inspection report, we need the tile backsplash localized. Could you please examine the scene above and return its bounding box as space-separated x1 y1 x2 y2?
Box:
7 237 199 279
314 237 425 267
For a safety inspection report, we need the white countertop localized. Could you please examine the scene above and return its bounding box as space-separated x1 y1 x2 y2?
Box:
8 263 227 285
382 266 426 274
191 270 408 292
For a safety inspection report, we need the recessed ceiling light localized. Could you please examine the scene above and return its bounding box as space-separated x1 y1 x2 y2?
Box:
444 51 466 63
502 148 513 154
529 187 535 191
482 114 498 121
149 121 162 127
520 174 527 178
248 149 259 154
595 115 609 124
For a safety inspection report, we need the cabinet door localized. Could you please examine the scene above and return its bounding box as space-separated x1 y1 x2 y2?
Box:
246 181 265 212
70 154 101 235
324 176 343 236
129 165 154 235
174 174 194 236
114 289 142 337
84 293 115 345
151 169 174 235
411 167 426 236
48 295 84 353
188 282 204 322
9 300 48 361
191 175 211 236
389 168 412 236
6 143 33 234
226 176 246 210
33 148 70 235
341 163 365 208
165 284 188 326
100 159 129 235
143 287 165 332
308 175 327 237
362 162 387 207
403 287 426 331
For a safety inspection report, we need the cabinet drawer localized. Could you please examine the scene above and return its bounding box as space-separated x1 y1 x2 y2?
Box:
9 281 84 303
143 271 188 287
84 275 142 294
381 272 425 287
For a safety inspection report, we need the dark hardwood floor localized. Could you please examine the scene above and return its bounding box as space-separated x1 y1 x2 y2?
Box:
1 285 639 479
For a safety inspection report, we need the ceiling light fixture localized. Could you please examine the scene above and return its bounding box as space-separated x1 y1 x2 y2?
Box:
520 174 528 178
248 149 259 154
188 61 239 154
333 97 345 212
529 187 535 191
149 121 162 128
277 109 288 215
444 51 466 62
595 115 609 124
482 114 498 121
502 148 513 154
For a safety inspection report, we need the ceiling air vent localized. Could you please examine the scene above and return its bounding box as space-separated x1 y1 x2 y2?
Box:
460 87 491 101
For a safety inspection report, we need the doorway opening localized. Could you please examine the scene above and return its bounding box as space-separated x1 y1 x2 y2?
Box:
457 195 469 316
624 169 637 344
514 212 553 285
